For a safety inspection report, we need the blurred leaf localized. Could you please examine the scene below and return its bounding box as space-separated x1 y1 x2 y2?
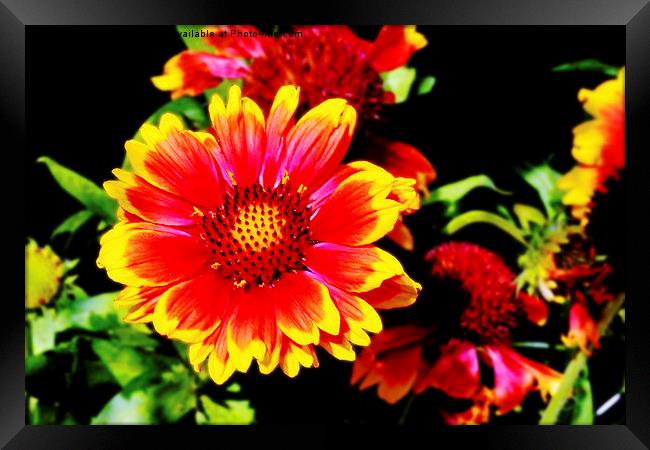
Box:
196 396 255 425
552 59 619 77
91 339 152 387
571 363 594 424
107 327 159 350
29 308 57 355
55 292 121 333
91 388 154 424
28 396 58 425
422 174 511 214
37 156 117 224
513 203 547 232
92 367 196 424
416 75 436 95
176 25 215 52
51 210 94 239
204 79 243 103
519 163 563 218
381 66 416 103
226 383 241 393
444 210 527 245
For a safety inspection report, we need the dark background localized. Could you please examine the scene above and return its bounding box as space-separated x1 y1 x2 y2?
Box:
26 26 625 424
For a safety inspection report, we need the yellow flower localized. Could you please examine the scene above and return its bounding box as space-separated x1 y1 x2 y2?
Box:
25 239 64 308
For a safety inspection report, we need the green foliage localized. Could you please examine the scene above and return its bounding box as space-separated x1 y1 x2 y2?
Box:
381 66 417 103
26 273 255 425
519 163 563 218
422 174 510 215
444 210 527 245
51 210 95 239
38 156 118 224
416 75 436 95
570 364 594 424
196 396 255 425
552 59 620 77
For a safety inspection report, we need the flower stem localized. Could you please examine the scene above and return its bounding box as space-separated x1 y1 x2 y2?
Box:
539 293 625 424
398 394 415 425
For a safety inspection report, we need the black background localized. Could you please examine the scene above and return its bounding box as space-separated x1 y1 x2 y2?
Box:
26 26 625 424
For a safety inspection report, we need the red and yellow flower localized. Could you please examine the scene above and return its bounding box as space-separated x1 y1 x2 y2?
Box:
558 68 624 225
97 85 421 384
351 242 561 424
152 25 435 249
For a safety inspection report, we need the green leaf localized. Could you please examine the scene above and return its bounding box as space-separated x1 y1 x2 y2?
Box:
51 210 94 239
422 174 511 215
91 339 152 387
381 66 416 103
444 210 527 245
107 327 159 350
176 25 215 52
204 79 243 104
197 396 255 425
92 388 155 424
29 308 57 355
226 382 242 393
519 163 563 218
38 156 117 224
513 203 547 232
55 291 121 333
552 59 620 77
416 75 436 95
92 367 196 424
571 363 594 424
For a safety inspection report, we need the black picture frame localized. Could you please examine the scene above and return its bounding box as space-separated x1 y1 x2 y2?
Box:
4 0 649 448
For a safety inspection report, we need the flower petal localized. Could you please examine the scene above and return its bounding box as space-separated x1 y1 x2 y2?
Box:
125 126 223 210
368 26 427 72
282 98 356 189
152 271 232 343
363 137 436 195
414 339 480 398
152 51 249 99
484 345 562 415
310 163 403 246
104 169 197 226
358 272 421 310
97 222 209 287
271 272 340 345
561 299 600 355
304 243 404 293
519 292 548 326
115 285 168 323
209 85 266 186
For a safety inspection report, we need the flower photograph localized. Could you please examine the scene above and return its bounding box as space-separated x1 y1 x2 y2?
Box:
25 25 624 425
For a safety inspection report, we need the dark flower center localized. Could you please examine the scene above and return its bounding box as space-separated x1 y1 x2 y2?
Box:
199 183 311 288
244 31 386 124
426 242 522 344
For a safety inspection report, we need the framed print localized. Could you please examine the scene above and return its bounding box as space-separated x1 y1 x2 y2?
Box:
5 0 650 448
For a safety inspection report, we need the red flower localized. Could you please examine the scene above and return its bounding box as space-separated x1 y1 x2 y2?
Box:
98 85 422 384
153 26 435 249
351 242 561 424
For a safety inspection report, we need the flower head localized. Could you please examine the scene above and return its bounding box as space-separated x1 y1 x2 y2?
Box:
352 242 560 424
153 26 435 249
98 85 421 384
558 68 624 224
25 239 64 308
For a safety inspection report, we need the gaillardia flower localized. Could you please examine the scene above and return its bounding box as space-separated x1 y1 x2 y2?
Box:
98 85 421 384
153 26 436 249
558 68 624 224
351 242 560 424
